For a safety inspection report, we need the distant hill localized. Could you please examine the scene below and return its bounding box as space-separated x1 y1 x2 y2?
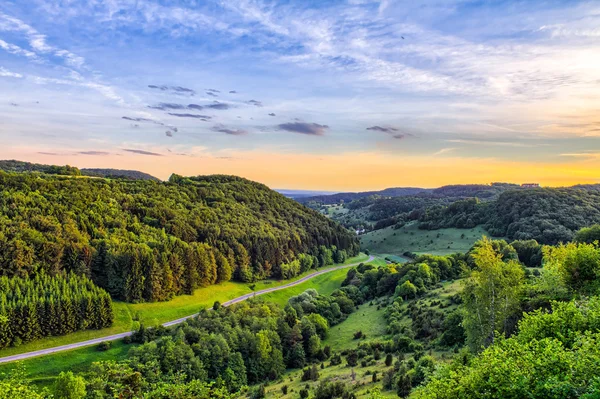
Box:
0 160 159 181
298 187 430 205
81 168 159 181
420 187 600 244
276 189 338 199
0 159 80 175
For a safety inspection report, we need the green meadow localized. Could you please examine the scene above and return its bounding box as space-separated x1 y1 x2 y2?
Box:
361 223 490 257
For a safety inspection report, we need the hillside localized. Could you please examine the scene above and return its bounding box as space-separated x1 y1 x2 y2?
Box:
298 187 430 205
420 187 600 244
0 159 80 176
0 171 358 304
317 184 517 231
80 168 159 181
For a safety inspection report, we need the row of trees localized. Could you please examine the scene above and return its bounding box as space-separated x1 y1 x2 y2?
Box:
0 273 113 348
6 288 358 398
0 172 358 302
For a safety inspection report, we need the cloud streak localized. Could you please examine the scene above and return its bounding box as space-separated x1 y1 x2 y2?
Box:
212 124 248 135
123 149 164 156
278 122 329 136
148 85 196 96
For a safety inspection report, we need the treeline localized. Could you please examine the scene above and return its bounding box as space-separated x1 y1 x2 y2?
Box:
0 159 80 176
419 188 600 244
0 273 113 348
0 171 358 302
80 168 159 181
2 288 359 398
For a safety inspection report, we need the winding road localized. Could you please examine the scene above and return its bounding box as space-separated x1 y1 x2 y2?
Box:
0 255 374 364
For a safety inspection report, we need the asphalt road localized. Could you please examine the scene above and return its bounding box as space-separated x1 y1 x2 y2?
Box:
0 255 374 364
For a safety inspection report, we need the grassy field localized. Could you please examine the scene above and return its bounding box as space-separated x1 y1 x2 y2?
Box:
360 223 490 257
324 302 388 351
0 341 132 389
322 204 349 217
0 254 369 358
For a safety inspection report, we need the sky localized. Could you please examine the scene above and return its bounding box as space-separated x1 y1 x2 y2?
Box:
1 0 600 191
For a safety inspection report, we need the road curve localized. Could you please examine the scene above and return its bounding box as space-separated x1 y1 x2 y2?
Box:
0 255 374 364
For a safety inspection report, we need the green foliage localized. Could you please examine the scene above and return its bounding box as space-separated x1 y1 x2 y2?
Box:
510 239 543 267
462 238 525 350
543 242 600 293
420 187 600 245
0 160 80 176
575 224 600 244
53 371 86 399
412 297 600 399
0 364 46 399
0 172 358 303
0 273 113 349
396 281 417 300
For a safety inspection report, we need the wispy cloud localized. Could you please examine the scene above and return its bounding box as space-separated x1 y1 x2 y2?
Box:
247 100 263 107
148 85 196 96
168 113 211 119
212 124 248 135
123 149 164 156
278 122 329 136
78 151 110 156
0 67 22 78
433 148 456 156
367 126 399 133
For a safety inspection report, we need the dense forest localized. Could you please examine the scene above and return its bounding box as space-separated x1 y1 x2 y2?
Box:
79 168 159 181
0 170 358 302
420 187 600 244
0 273 113 348
0 160 159 181
0 160 81 176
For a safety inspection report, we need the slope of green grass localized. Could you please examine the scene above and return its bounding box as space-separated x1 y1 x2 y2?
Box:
361 223 490 257
0 341 132 389
324 302 388 352
0 254 369 358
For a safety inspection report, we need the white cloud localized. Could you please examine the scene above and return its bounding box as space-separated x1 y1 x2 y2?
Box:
0 66 23 78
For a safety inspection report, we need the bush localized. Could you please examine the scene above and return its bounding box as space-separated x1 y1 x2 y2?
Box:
97 341 111 351
299 389 309 399
282 385 288 395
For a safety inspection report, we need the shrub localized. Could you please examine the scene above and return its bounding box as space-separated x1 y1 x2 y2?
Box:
97 341 111 351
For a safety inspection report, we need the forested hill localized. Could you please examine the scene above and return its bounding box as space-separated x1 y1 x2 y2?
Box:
420 187 600 244
0 160 159 181
0 159 81 176
298 187 430 205
80 168 159 181
0 172 358 302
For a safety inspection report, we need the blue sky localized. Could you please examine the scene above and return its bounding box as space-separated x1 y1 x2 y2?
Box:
1 0 600 189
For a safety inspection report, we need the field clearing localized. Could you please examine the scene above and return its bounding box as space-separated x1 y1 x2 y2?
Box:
0 341 132 389
258 268 350 306
322 204 349 217
0 254 369 358
324 302 389 351
360 223 490 257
